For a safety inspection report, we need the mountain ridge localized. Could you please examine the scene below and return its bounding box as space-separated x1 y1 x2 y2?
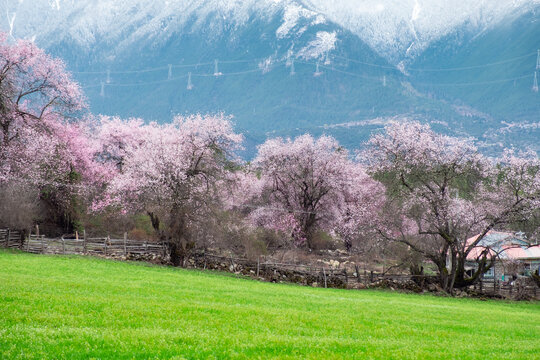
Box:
1 0 539 156
4 0 539 64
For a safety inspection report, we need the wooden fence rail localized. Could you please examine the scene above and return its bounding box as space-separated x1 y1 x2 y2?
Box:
198 253 540 299
0 229 166 257
0 229 23 249
1 228 538 299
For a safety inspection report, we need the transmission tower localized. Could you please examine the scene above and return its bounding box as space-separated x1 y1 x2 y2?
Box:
290 59 296 76
383 75 387 87
168 64 172 80
314 62 323 77
533 71 539 93
106 69 111 84
187 72 194 90
214 59 222 76
324 53 330 65
536 49 540 70
100 81 105 97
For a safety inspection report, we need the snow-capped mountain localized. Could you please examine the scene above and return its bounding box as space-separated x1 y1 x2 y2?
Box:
5 0 538 64
2 0 539 154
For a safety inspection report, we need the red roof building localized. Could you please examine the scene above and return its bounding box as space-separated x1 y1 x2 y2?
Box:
466 231 540 281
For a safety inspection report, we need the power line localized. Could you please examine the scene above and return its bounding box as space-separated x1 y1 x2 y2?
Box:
334 53 537 72
415 74 532 87
71 58 266 75
407 52 537 72
82 65 284 89
77 58 537 91
72 63 211 75
294 60 384 81
96 75 189 88
192 68 268 78
333 55 399 70
70 52 538 76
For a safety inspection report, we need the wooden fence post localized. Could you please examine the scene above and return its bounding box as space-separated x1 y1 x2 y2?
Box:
323 267 327 288
26 228 31 251
62 236 65 255
6 229 10 248
203 250 207 270
36 224 40 252
82 230 87 255
123 232 127 255
105 236 109 256
256 257 260 277
370 271 374 283
41 235 45 254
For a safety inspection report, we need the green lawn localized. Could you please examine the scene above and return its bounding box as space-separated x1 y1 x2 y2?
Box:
1 250 539 359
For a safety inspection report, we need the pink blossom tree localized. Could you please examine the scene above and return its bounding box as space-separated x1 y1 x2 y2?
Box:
94 114 243 266
0 32 97 231
0 32 84 160
367 120 540 292
246 134 383 250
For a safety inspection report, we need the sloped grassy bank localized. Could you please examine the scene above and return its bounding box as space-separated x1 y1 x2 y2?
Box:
1 249 539 359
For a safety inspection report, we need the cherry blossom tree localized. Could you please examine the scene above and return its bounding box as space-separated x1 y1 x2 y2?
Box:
94 114 243 266
367 121 540 292
0 32 84 162
0 32 97 232
246 134 383 250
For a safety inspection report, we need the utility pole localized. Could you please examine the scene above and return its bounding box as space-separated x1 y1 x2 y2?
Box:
187 72 193 90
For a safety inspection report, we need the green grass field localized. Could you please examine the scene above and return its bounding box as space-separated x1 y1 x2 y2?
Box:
1 249 539 359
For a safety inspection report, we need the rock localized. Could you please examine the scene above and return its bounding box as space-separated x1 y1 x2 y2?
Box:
353 283 366 289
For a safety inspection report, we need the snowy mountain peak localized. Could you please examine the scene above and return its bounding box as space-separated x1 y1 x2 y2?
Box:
2 0 539 63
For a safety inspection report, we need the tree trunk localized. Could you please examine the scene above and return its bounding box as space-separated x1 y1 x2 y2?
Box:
453 252 492 289
168 241 182 267
148 212 161 233
447 249 458 294
436 260 449 292
167 208 196 268
167 237 195 268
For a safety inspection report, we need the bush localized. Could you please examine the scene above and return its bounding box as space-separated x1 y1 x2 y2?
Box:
243 234 267 261
0 183 41 230
134 214 156 235
255 228 287 252
128 228 151 241
310 231 338 251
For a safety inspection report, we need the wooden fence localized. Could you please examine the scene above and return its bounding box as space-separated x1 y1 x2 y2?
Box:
0 228 166 257
469 278 539 299
196 253 540 299
1 228 538 300
0 229 23 250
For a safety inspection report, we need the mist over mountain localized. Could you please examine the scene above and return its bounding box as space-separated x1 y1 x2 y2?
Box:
2 0 539 154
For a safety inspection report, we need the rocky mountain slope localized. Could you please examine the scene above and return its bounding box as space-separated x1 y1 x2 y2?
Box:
2 0 539 154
